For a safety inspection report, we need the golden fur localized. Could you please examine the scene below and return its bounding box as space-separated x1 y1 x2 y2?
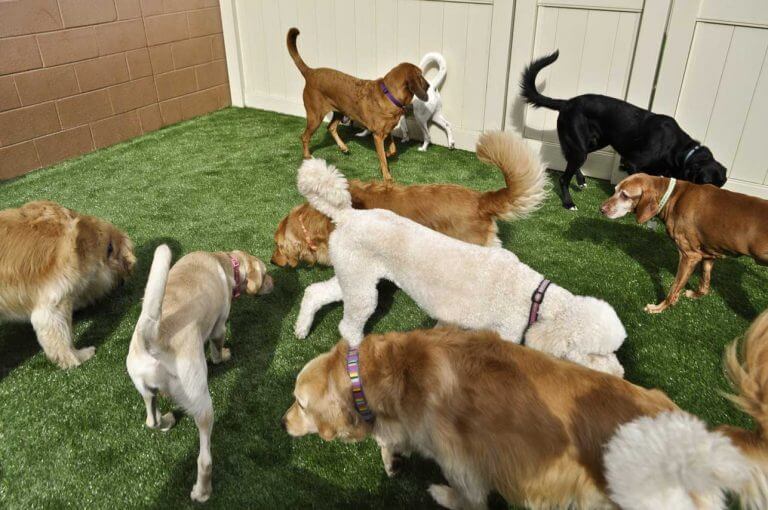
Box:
287 27 429 180
284 321 768 509
0 200 135 368
272 130 548 267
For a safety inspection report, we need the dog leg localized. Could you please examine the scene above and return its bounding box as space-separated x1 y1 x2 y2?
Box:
428 485 488 510
576 169 587 188
398 117 410 143
31 303 94 369
301 110 324 159
379 445 405 478
432 112 455 149
646 252 701 313
559 157 586 210
295 277 343 339
190 401 214 503
209 320 230 364
373 133 393 180
338 277 379 347
355 129 371 138
685 259 714 299
142 390 176 431
415 116 431 152
386 135 397 158
327 112 350 154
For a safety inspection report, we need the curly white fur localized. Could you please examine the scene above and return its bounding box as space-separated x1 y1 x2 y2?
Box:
294 150 626 376
604 411 751 510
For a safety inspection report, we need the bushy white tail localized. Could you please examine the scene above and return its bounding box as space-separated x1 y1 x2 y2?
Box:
420 52 447 90
604 411 750 510
477 130 549 221
297 159 352 221
137 244 171 350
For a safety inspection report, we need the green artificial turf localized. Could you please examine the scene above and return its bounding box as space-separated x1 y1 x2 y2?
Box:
0 107 765 509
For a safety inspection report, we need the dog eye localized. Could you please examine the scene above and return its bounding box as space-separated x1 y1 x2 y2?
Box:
107 241 114 257
619 190 628 199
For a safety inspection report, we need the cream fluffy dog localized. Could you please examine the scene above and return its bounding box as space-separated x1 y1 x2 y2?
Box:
0 200 135 368
293 148 626 376
126 245 273 502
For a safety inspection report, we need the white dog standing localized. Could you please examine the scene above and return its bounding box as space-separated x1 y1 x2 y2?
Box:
356 52 454 151
293 132 626 376
126 245 273 502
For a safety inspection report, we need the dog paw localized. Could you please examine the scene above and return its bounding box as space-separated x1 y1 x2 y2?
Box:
190 483 211 503
428 485 460 510
449 142 455 149
578 182 587 189
76 346 96 363
384 454 404 478
567 205 578 211
644 303 667 314
418 146 427 152
159 412 176 432
294 321 311 340
684 289 708 300
400 137 410 143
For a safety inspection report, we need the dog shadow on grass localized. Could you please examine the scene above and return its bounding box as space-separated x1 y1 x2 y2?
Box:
308 125 419 163
565 217 759 320
0 237 182 382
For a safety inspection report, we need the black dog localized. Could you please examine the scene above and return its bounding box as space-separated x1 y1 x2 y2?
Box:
521 50 727 210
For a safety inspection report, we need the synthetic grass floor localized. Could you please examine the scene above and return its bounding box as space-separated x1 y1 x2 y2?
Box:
0 107 765 509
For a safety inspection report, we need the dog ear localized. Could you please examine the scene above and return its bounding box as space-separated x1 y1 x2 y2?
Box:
634 191 659 224
244 256 264 294
408 71 429 102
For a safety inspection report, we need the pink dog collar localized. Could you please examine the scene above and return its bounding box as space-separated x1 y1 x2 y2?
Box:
523 279 551 344
230 255 242 299
346 347 374 423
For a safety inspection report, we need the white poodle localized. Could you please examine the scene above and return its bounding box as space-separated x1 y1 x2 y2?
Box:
293 132 626 376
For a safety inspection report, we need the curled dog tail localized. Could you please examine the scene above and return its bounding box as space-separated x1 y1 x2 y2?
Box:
419 52 447 90
604 411 752 510
520 50 565 111
297 159 352 222
287 27 310 77
477 130 548 221
137 244 171 351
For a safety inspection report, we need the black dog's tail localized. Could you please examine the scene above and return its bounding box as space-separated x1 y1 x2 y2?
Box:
520 50 565 111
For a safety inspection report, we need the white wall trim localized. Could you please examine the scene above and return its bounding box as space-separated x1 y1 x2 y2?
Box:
219 0 245 107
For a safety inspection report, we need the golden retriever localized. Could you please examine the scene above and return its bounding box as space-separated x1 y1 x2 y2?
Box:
0 201 135 368
272 130 548 267
283 324 768 509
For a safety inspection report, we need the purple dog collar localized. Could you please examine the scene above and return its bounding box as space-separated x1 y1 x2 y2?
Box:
346 347 374 423
523 279 551 344
379 81 405 111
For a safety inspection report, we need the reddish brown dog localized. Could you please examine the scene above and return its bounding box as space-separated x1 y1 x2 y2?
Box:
601 173 768 313
287 28 429 180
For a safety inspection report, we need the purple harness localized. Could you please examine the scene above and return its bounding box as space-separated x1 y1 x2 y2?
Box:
524 279 551 345
379 81 406 111
346 347 375 423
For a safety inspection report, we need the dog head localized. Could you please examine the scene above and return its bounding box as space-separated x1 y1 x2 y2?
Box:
76 213 136 283
683 147 727 187
282 343 370 442
388 63 429 102
600 174 666 224
271 204 331 268
231 250 274 295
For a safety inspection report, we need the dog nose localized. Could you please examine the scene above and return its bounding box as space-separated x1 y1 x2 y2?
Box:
599 204 608 215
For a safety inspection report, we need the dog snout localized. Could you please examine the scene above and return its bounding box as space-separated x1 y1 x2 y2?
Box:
599 201 611 216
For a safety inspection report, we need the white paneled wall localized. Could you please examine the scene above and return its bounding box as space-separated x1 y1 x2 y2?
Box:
220 0 768 197
674 24 768 188
226 0 513 150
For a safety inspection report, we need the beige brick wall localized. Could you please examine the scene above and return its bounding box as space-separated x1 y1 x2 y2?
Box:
0 0 231 180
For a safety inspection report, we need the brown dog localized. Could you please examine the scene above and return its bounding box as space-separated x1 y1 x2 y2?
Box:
287 27 429 180
272 130 548 267
601 174 768 313
0 201 135 368
283 324 768 508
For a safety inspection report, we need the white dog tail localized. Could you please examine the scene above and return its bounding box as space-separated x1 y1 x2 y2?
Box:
297 158 352 222
420 52 447 90
604 411 752 510
477 130 548 221
136 244 172 350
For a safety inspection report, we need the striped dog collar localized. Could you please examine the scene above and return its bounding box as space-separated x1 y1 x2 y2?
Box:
524 279 551 343
346 347 374 423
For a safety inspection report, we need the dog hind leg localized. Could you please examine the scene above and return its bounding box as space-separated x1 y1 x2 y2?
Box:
415 116 431 152
685 259 714 299
645 251 701 313
209 319 230 364
301 107 324 159
190 400 214 503
398 117 410 142
337 276 379 347
327 112 350 154
142 387 176 431
559 156 586 211
31 303 94 369
294 277 343 339
428 484 488 510
432 111 455 149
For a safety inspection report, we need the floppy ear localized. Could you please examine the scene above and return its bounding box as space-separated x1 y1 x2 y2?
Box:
408 72 429 101
117 236 136 275
244 257 263 294
634 191 659 224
